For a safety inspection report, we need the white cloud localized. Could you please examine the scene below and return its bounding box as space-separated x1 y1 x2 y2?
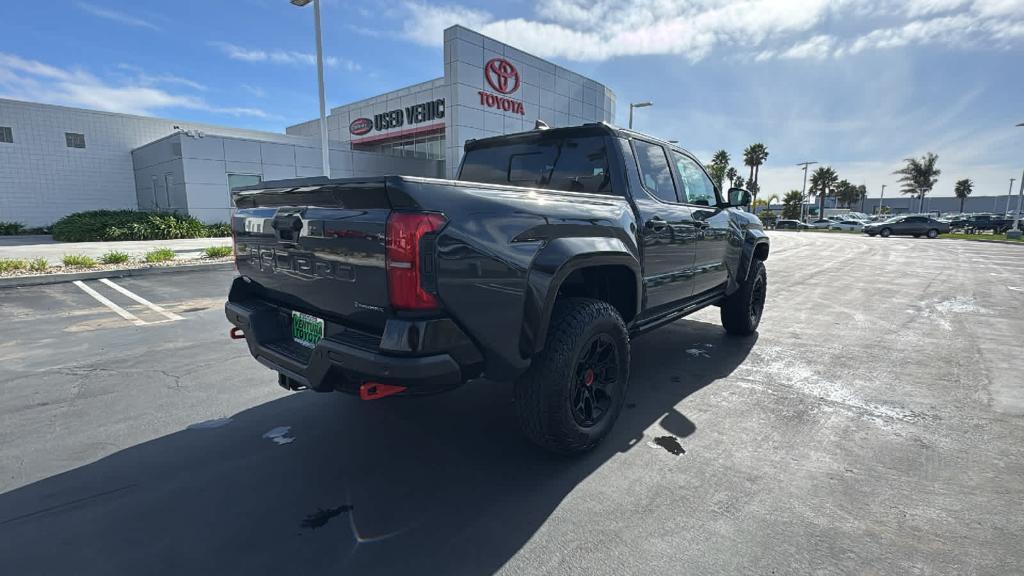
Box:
0 53 266 118
209 42 361 71
397 0 1024 62
116 64 207 91
75 2 159 30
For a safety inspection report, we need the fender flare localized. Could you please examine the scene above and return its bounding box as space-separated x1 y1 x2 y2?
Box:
520 237 642 357
730 231 770 293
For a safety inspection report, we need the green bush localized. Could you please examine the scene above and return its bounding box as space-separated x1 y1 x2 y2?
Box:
0 259 27 273
100 251 131 264
51 210 208 242
144 248 176 263
204 222 232 237
28 258 49 272
204 245 233 258
0 221 25 235
63 254 96 267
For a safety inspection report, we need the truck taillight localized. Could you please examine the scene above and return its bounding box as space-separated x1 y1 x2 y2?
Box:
386 212 446 310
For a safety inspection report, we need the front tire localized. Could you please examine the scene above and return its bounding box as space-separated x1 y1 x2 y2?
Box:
926 229 939 239
721 260 767 336
880 228 892 238
514 298 630 454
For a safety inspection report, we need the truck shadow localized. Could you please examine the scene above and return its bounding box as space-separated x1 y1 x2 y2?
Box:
0 318 756 575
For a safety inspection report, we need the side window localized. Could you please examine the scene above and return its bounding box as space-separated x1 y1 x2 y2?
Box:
634 141 677 202
673 152 716 206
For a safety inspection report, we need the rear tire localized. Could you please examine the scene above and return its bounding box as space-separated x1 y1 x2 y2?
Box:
514 298 630 454
913 234 921 238
721 260 767 336
880 228 892 238
867 232 877 237
926 229 939 239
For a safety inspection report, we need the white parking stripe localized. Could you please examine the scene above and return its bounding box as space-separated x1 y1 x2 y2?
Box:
98 278 185 322
73 280 146 326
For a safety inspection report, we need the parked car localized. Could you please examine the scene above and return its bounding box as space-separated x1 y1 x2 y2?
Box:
863 215 950 238
828 220 865 231
809 219 834 229
775 219 809 230
225 123 770 454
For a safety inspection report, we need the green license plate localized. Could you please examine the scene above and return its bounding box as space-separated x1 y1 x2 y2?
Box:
291 311 324 348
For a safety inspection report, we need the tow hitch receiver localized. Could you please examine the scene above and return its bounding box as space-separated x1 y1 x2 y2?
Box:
229 327 246 340
360 382 407 400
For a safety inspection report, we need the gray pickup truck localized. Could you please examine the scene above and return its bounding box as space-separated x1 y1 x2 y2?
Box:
226 123 769 453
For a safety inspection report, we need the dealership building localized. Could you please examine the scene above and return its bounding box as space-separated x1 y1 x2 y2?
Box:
0 25 615 227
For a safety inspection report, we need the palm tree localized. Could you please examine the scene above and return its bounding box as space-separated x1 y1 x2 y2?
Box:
809 166 839 217
893 153 941 213
734 176 745 189
743 143 769 198
726 167 738 187
954 178 973 213
708 150 730 191
834 179 861 208
781 189 803 220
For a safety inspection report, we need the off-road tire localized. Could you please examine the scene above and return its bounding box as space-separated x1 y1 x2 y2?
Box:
514 298 630 454
720 260 767 336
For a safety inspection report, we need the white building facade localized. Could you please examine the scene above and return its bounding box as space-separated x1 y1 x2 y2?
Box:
0 26 615 227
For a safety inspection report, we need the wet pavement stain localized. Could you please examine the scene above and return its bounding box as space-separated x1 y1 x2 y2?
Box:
654 435 685 456
301 505 354 529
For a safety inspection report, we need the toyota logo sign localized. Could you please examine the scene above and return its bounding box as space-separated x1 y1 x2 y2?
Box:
349 117 373 136
484 58 520 95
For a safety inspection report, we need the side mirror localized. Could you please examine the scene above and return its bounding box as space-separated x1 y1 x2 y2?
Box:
727 187 752 207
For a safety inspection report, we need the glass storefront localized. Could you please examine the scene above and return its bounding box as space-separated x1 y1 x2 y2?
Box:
354 133 445 161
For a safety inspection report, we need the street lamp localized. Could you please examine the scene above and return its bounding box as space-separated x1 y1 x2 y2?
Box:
1016 123 1024 222
292 0 330 178
628 101 652 129
879 184 886 215
796 161 817 222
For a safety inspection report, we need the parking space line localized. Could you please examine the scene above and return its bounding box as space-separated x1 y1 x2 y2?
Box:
72 280 147 326
98 278 185 322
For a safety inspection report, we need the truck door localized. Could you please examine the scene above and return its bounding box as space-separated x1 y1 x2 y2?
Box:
630 139 699 313
671 152 730 296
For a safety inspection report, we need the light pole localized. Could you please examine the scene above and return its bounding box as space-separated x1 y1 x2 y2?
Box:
797 161 817 222
879 184 886 215
292 0 330 178
628 101 652 129
1008 178 1017 215
1016 123 1024 223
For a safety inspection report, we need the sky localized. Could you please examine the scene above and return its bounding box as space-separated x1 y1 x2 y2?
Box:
1 0 1022 199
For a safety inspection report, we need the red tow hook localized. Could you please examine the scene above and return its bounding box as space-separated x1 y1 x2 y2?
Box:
360 382 407 400
229 327 245 340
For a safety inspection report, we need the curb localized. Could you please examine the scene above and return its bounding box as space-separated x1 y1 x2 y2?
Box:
0 261 235 289
935 238 1024 246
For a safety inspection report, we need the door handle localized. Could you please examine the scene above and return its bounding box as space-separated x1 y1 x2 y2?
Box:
694 220 710 229
645 217 666 232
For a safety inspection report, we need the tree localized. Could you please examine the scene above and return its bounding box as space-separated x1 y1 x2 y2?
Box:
781 190 803 220
726 167 738 187
747 180 760 199
855 184 867 211
893 153 941 213
809 166 839 216
707 150 730 191
835 179 866 208
743 143 769 198
954 178 973 213
734 176 745 189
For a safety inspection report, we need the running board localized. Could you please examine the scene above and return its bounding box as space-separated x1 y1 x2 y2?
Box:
629 290 726 337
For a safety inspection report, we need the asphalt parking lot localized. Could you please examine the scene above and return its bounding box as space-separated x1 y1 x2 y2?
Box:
1 233 1022 575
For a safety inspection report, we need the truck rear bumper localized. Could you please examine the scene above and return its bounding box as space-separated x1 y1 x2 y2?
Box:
225 301 481 395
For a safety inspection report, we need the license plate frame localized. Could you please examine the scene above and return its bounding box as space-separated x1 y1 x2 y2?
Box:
291 311 324 348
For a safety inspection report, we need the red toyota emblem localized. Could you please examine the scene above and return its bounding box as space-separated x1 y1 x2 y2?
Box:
484 58 520 95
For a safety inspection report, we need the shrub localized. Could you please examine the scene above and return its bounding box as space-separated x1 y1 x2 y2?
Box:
100 251 131 264
0 221 25 235
28 258 49 272
204 245 233 258
144 248 176 263
63 254 96 267
0 259 27 273
51 210 208 242
204 222 232 237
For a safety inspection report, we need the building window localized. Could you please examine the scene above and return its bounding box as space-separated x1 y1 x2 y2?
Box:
353 134 446 161
65 132 86 148
0 126 12 144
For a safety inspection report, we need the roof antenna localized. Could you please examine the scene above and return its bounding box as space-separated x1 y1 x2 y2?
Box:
534 119 550 130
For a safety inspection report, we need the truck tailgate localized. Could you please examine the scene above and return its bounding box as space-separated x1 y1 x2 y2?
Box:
232 180 392 333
